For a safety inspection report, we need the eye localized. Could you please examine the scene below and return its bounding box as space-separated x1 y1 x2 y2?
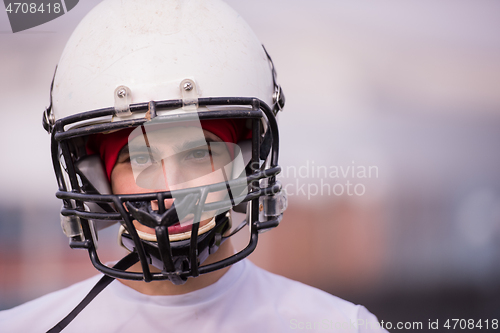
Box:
186 148 210 160
131 154 151 165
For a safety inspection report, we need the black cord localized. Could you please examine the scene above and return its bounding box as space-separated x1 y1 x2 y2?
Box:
46 252 140 333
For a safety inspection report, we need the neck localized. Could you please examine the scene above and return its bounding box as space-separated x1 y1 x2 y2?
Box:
118 240 234 295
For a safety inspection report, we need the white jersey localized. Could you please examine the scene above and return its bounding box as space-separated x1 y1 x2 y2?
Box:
0 260 387 332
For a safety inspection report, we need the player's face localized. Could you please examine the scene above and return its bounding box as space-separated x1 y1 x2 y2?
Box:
110 126 233 235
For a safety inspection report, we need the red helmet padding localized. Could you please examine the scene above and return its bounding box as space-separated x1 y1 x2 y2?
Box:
86 119 251 182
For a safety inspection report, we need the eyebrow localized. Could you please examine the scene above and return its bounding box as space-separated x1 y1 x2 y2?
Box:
118 137 220 158
172 138 218 153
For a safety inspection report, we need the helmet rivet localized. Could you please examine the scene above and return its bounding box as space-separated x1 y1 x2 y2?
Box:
117 88 127 98
183 82 193 91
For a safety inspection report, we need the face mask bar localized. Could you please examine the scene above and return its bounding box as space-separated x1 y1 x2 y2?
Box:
49 97 285 284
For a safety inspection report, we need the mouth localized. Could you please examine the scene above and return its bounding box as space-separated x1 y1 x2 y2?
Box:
167 221 193 234
120 217 217 243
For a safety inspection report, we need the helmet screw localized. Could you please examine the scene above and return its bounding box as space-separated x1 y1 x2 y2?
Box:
183 82 193 91
117 88 127 98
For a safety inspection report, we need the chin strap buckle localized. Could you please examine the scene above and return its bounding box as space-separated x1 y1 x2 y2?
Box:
257 182 288 233
61 214 83 239
261 189 288 218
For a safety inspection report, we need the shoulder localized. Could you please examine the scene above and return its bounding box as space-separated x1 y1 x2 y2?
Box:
237 260 388 332
243 260 357 315
0 275 102 332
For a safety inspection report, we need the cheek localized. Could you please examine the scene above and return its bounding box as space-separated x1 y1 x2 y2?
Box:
111 164 142 194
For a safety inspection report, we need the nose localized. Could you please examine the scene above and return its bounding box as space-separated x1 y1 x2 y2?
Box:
150 198 174 213
144 159 172 213
134 157 176 190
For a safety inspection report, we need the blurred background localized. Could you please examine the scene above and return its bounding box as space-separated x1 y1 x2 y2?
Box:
1 0 500 330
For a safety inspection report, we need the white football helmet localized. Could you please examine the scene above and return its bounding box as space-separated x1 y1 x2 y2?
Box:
43 0 286 285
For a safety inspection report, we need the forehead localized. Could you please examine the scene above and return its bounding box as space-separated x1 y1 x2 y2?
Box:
127 126 222 150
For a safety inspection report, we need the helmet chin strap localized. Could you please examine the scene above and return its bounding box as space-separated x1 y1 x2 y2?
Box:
46 252 139 333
